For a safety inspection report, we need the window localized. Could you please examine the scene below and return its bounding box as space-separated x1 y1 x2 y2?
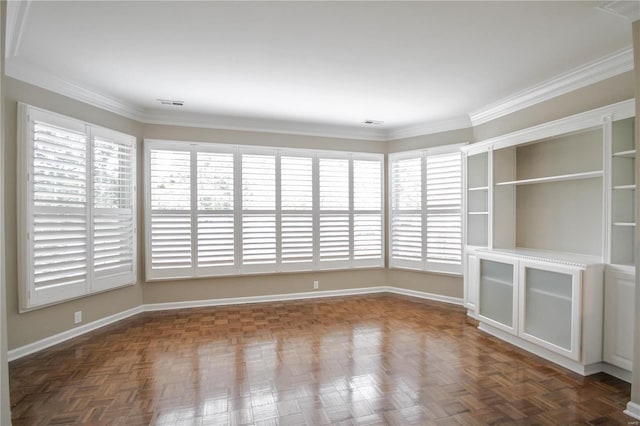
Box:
389 144 464 274
18 104 136 310
144 140 383 280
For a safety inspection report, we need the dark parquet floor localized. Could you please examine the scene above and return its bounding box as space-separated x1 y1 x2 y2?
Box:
9 294 635 425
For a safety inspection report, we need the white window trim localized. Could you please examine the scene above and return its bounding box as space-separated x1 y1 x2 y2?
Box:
18 103 137 311
388 142 466 276
144 139 384 281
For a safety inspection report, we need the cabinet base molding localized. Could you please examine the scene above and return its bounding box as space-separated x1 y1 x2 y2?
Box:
624 401 640 421
478 323 600 376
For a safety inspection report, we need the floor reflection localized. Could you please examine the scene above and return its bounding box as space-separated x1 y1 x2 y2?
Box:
9 295 632 425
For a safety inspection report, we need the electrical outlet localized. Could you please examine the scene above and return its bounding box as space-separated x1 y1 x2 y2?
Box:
313 280 319 290
74 311 82 324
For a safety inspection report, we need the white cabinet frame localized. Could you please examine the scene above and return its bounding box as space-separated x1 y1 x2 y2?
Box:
518 260 583 361
476 252 519 335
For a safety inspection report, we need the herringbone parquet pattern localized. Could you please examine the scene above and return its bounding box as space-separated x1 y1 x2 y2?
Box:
9 295 633 425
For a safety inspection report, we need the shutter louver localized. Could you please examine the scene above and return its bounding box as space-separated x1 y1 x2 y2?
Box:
93 136 135 288
242 154 276 267
149 149 192 275
197 152 234 271
353 160 382 263
390 156 423 267
319 158 350 264
426 152 462 270
31 120 88 296
281 156 313 267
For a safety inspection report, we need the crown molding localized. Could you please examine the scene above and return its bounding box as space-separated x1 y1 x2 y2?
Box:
5 58 147 121
596 1 640 21
385 115 471 141
140 110 388 141
5 0 32 59
469 46 634 126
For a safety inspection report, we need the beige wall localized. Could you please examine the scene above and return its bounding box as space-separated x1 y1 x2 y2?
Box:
473 71 635 142
387 127 472 153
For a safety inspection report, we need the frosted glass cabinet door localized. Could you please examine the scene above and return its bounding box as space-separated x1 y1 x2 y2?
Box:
477 255 517 334
519 261 582 361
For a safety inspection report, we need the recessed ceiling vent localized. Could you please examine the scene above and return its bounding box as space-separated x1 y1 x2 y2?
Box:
363 120 384 125
157 99 184 107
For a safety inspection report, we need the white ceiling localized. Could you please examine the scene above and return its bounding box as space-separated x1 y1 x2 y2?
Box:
5 1 636 140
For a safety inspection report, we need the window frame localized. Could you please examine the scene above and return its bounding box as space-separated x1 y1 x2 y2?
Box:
388 143 466 275
18 103 137 311
144 139 384 281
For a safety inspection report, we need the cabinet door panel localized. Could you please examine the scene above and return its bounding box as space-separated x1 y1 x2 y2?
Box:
603 269 635 370
519 262 582 361
477 255 517 334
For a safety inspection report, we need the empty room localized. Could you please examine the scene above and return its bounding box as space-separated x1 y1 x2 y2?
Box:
0 1 639 425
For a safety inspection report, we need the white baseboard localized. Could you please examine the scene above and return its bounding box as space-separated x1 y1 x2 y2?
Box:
7 286 463 361
625 401 640 421
8 306 143 362
143 286 389 312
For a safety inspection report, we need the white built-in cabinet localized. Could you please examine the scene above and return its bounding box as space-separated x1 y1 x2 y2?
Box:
462 99 635 379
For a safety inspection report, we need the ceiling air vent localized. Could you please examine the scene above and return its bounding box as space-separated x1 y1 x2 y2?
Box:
157 99 184 106
363 120 384 125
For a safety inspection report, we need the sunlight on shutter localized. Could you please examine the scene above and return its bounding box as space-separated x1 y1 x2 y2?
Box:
150 149 192 270
319 158 349 262
93 137 134 278
353 160 382 260
197 152 234 267
390 156 422 263
281 156 313 264
426 152 462 266
32 121 88 290
242 154 276 265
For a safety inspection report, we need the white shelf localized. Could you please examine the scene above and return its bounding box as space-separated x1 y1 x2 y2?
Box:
613 222 636 227
613 149 636 158
477 248 603 268
529 287 572 302
483 276 513 287
613 184 636 190
468 186 489 191
468 211 489 215
495 170 603 187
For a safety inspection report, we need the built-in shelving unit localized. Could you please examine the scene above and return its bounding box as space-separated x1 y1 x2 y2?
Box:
609 116 636 267
466 151 490 247
462 99 636 378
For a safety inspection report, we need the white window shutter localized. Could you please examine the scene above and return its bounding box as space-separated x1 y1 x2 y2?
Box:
29 118 89 305
196 151 235 275
390 156 423 269
241 153 276 269
92 130 136 291
20 105 138 310
425 152 462 273
280 155 314 270
319 157 350 267
353 159 383 266
148 148 192 278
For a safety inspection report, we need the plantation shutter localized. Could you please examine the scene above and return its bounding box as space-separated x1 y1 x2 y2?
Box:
29 116 89 305
318 157 350 267
148 147 192 278
92 129 136 290
425 152 462 273
241 152 276 270
20 105 138 310
390 156 423 269
280 154 314 270
196 150 235 275
353 159 383 266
